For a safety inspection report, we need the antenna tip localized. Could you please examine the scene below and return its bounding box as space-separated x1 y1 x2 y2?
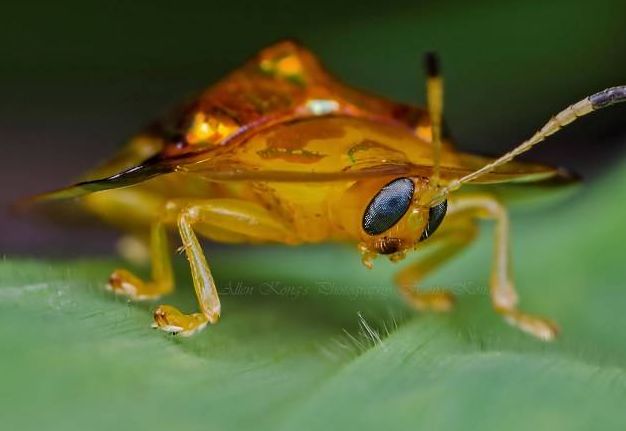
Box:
424 52 440 78
589 85 626 110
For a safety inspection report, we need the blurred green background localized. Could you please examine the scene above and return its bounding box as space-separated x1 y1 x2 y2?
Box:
2 1 626 430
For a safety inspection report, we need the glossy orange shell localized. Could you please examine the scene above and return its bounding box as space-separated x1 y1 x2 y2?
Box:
38 40 562 202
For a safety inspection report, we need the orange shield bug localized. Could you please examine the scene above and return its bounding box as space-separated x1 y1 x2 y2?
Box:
28 40 625 340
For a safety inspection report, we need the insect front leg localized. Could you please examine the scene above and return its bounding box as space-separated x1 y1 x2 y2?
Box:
449 194 559 341
394 223 477 312
108 221 174 300
152 210 219 336
152 199 295 336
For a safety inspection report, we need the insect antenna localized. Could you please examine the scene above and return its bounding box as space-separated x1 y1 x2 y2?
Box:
424 52 444 187
438 85 626 198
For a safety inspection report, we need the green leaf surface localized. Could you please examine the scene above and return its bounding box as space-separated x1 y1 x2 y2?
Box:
3 159 626 430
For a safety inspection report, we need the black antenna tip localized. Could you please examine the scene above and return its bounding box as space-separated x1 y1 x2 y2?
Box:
424 52 440 78
589 86 626 110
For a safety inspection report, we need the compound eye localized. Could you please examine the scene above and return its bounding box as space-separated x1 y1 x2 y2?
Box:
420 200 447 241
362 178 415 236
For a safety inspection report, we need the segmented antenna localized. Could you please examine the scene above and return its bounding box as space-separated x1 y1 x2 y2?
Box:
424 52 443 185
439 85 626 197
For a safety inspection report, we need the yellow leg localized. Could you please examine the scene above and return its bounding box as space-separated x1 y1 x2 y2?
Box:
395 225 476 312
152 212 219 336
152 199 294 336
449 194 559 341
107 222 174 300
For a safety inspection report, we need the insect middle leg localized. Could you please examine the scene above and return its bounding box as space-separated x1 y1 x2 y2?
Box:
107 221 174 300
449 194 559 341
83 188 174 301
394 223 477 312
151 198 295 336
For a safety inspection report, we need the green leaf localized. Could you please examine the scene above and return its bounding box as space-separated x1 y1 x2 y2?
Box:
3 158 626 430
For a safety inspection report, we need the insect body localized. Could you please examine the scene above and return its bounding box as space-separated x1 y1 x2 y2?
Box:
32 41 625 340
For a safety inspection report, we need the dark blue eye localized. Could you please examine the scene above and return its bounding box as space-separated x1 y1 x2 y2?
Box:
420 200 447 241
362 178 414 236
